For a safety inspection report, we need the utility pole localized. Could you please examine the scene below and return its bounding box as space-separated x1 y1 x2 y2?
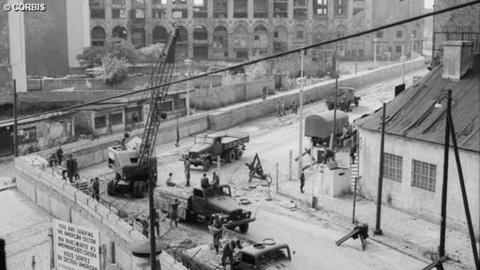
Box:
13 80 18 157
374 103 386 235
185 59 192 116
148 165 156 270
438 90 451 258
411 33 415 59
297 50 306 180
332 45 338 153
373 38 378 69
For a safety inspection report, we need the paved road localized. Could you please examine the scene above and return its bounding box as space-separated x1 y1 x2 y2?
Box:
80 69 429 269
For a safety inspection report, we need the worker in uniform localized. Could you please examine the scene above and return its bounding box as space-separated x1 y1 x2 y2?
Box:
121 133 130 150
169 198 179 227
56 146 63 165
166 172 175 187
92 177 100 201
212 171 220 188
291 101 298 114
276 101 283 119
262 86 267 100
222 240 236 268
300 172 305 194
63 154 76 183
201 173 210 189
208 215 223 254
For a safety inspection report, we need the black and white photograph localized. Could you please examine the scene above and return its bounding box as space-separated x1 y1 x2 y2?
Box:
0 0 479 269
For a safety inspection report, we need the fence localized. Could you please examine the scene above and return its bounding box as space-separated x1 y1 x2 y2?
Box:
433 26 480 57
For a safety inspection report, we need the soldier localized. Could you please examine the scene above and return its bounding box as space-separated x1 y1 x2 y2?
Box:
208 215 223 254
92 177 100 201
169 199 179 228
56 146 63 165
262 86 267 100
121 132 130 150
201 173 209 189
300 172 305 194
64 154 75 183
276 101 283 119
291 101 298 114
222 240 236 268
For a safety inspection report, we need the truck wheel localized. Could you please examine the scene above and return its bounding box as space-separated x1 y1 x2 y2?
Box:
236 149 243 160
239 223 249 233
227 150 237 162
107 180 117 196
327 103 334 110
203 159 211 171
354 99 359 107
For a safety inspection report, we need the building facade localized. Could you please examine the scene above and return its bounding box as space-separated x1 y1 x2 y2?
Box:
88 0 424 61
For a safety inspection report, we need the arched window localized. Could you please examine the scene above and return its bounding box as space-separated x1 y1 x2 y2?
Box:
273 25 288 53
193 25 208 59
131 28 146 48
91 26 106 46
212 26 228 58
112 25 128 40
152 26 168 44
193 25 208 41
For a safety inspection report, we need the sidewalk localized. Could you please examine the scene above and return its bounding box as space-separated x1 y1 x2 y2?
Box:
276 161 476 270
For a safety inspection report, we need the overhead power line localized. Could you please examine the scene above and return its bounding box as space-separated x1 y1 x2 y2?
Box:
1 0 479 126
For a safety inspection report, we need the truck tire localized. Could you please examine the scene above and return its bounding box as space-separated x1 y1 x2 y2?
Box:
203 159 211 171
239 223 249 233
236 149 243 160
227 150 237 162
327 103 334 110
354 98 359 107
107 180 117 196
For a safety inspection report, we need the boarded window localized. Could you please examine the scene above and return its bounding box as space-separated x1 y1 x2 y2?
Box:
411 160 436 192
213 0 228 18
254 0 268 18
110 112 123 126
234 0 248 18
383 153 402 182
94 115 107 129
273 0 288 18
126 107 143 124
172 8 188 18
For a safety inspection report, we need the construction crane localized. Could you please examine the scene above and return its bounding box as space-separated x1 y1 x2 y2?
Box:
106 27 179 198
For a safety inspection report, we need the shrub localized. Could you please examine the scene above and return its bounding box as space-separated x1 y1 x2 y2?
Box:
77 38 138 68
76 46 107 68
102 54 129 87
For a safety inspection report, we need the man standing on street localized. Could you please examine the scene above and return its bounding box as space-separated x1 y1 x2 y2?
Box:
300 172 305 194
276 101 283 119
201 173 210 189
56 146 63 165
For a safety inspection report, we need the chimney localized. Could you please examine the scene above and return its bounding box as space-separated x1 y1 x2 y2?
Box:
442 40 474 80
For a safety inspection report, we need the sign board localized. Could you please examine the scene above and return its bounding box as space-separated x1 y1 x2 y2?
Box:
52 219 100 270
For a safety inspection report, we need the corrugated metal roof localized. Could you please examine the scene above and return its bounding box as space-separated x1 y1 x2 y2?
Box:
355 66 480 153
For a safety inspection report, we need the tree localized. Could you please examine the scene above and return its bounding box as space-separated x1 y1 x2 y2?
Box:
137 43 165 62
102 54 129 87
77 39 138 68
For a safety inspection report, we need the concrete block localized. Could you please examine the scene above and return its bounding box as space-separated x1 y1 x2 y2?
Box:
50 196 71 221
75 190 90 204
35 188 50 211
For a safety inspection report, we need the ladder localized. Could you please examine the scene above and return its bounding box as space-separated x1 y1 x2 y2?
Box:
350 135 360 193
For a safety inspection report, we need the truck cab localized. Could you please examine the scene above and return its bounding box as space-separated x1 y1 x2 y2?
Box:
236 243 294 270
326 87 360 112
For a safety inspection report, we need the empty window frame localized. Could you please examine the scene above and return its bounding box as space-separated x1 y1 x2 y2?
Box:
273 0 288 18
193 0 208 18
334 0 347 16
234 0 248 18
213 0 228 18
94 115 107 129
254 0 268 18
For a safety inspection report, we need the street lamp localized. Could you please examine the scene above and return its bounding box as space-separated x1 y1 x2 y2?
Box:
296 76 306 180
184 59 192 116
373 38 379 69
410 33 415 59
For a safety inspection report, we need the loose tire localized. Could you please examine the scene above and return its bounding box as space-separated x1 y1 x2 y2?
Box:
203 159 211 171
227 150 237 162
239 223 249 233
107 180 117 196
236 149 243 160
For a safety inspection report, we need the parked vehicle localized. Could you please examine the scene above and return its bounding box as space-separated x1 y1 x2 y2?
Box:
186 132 249 171
305 110 350 147
179 239 296 270
325 87 360 112
155 184 255 233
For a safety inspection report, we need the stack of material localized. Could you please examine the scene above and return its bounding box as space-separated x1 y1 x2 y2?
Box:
208 110 233 131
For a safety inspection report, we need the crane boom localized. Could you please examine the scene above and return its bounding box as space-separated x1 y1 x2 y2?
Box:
137 27 179 172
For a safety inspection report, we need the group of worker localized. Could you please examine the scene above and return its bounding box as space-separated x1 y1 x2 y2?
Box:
48 146 81 184
276 100 298 119
208 214 243 268
167 168 221 190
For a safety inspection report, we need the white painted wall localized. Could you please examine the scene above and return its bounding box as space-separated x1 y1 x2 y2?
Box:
66 0 90 68
8 0 27 92
358 128 480 238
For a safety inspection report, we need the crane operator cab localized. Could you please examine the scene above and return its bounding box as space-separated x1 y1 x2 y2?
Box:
107 136 157 198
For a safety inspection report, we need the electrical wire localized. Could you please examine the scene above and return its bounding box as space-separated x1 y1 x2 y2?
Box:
1 0 478 126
